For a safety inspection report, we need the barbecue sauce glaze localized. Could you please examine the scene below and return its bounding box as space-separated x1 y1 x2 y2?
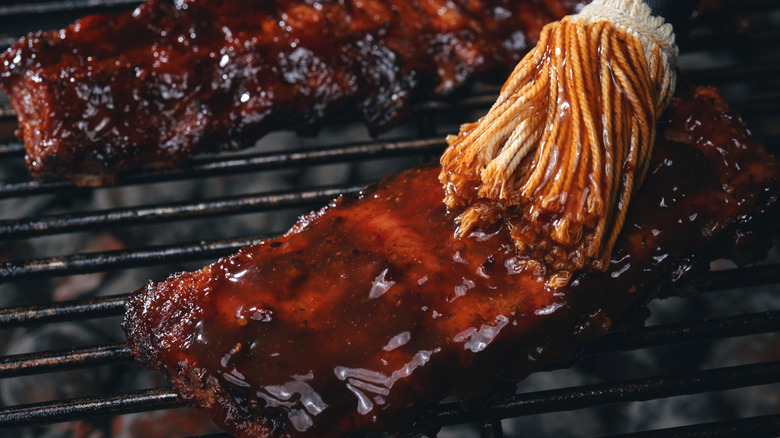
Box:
124 87 779 437
0 0 586 185
439 10 672 281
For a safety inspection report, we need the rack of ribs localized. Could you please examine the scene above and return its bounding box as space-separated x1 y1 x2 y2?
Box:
0 0 585 185
123 85 780 437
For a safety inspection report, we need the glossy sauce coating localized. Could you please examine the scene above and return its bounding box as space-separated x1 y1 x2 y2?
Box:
124 86 779 437
0 0 586 185
439 13 667 278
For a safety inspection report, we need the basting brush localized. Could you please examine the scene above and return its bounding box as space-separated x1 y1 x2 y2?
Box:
439 0 698 286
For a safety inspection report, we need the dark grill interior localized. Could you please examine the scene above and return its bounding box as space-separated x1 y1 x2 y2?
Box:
0 1 778 437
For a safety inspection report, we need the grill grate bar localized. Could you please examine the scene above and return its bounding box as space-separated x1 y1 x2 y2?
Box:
588 310 780 353
0 87 775 170
0 295 125 329
0 343 131 379
0 184 363 239
601 414 780 438
0 138 443 198
185 416 780 438
0 387 181 428
2 234 778 286
706 264 780 291
0 272 743 325
3 361 778 429
0 142 22 157
3 309 776 387
433 361 780 426
0 0 140 16
188 416 780 438
0 234 269 283
0 93 774 168
1 116 776 200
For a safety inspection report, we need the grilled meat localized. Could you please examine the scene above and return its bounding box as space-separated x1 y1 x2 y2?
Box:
123 86 780 437
0 0 586 185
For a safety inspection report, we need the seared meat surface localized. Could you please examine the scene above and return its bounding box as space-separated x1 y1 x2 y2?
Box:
0 0 585 185
123 86 779 437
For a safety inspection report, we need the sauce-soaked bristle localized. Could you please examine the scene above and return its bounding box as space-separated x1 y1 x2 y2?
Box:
439 0 676 283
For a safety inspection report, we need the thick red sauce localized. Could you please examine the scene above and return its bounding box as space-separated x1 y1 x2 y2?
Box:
125 87 779 437
173 166 561 434
0 0 586 184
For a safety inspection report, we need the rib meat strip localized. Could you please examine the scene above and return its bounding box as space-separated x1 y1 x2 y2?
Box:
124 86 779 437
0 0 585 185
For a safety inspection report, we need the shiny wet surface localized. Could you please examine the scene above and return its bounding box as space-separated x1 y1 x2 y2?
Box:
125 86 779 437
0 0 585 184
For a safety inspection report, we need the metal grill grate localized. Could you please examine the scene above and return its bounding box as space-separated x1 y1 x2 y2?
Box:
0 1 778 437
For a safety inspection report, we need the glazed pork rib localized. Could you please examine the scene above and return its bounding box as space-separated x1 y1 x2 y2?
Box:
0 0 585 185
123 86 779 437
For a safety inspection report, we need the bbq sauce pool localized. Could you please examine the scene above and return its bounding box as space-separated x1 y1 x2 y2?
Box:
166 114 737 437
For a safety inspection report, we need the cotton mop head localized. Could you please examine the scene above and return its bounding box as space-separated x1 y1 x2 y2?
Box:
439 0 678 286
